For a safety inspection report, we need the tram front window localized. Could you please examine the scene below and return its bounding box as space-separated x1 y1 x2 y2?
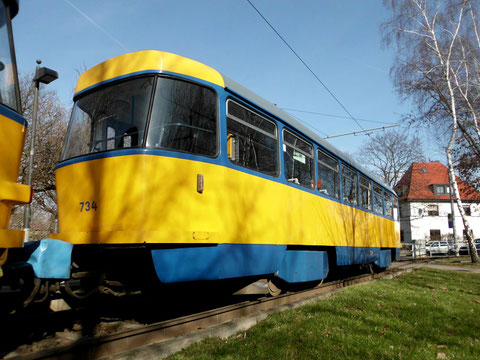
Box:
62 77 154 160
146 77 217 157
0 1 19 112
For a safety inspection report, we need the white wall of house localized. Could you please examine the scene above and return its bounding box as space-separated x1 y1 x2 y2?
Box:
400 201 480 243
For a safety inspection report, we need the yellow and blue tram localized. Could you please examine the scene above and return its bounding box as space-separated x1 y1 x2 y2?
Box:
31 50 400 295
0 0 30 274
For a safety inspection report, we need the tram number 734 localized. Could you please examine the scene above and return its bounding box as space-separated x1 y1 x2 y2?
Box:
79 201 97 212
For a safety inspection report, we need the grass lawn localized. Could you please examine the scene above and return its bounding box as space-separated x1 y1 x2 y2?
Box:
432 258 480 269
168 269 480 360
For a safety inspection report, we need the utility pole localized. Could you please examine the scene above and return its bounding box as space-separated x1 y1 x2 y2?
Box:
23 60 58 243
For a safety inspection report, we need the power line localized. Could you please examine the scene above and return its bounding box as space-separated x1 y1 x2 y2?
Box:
282 108 396 125
245 0 365 131
63 0 128 51
323 124 400 139
284 111 330 137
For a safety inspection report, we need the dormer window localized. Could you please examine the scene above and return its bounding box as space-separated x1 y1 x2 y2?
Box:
433 185 450 195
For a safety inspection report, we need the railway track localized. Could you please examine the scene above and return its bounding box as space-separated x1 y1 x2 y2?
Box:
4 260 424 360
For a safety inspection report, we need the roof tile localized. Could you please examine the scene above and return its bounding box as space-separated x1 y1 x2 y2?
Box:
395 162 480 201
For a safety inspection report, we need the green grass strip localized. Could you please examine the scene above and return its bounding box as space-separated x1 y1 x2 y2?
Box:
168 269 480 360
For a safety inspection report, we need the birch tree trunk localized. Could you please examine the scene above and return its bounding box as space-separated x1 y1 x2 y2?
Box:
446 125 479 262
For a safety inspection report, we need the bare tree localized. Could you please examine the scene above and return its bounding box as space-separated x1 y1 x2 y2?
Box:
357 129 425 188
382 0 480 262
12 73 68 231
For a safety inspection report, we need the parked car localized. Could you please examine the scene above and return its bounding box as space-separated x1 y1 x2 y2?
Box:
458 239 480 255
426 241 449 256
459 243 470 255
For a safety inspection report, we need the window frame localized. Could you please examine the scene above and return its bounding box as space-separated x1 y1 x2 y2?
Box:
341 164 358 205
430 229 441 241
372 184 384 215
359 175 372 210
427 204 439 216
282 128 315 189
317 148 340 199
225 98 280 177
145 74 220 158
433 185 449 195
384 192 394 218
0 2 21 113
63 74 157 160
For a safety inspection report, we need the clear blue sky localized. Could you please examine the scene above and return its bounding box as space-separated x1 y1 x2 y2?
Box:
11 0 440 158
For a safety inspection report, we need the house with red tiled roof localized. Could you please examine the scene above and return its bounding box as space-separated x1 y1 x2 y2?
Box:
394 162 480 246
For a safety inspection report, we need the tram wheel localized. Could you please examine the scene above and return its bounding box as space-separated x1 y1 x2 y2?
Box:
267 279 283 297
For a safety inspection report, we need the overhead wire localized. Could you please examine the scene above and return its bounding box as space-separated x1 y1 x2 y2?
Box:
63 0 128 51
282 108 396 125
245 0 365 131
284 111 330 137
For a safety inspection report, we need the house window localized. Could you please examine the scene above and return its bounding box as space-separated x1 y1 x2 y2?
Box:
463 205 471 216
430 229 441 241
427 204 439 216
434 185 450 195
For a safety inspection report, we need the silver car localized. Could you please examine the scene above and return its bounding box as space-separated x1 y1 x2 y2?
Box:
426 241 449 256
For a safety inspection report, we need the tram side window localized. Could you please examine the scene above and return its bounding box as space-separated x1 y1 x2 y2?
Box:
0 2 20 112
226 100 278 176
317 149 340 199
385 193 394 218
147 77 217 156
283 130 314 189
342 165 357 205
393 197 400 221
373 184 384 215
360 176 372 210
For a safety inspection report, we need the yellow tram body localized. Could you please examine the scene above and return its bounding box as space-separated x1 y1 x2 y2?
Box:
0 113 29 249
46 50 400 286
0 0 29 255
54 154 399 249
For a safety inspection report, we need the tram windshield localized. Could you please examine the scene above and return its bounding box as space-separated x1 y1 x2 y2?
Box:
0 1 19 112
62 76 154 160
62 76 217 160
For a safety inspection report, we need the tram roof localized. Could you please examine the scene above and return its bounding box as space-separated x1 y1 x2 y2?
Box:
75 50 393 192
